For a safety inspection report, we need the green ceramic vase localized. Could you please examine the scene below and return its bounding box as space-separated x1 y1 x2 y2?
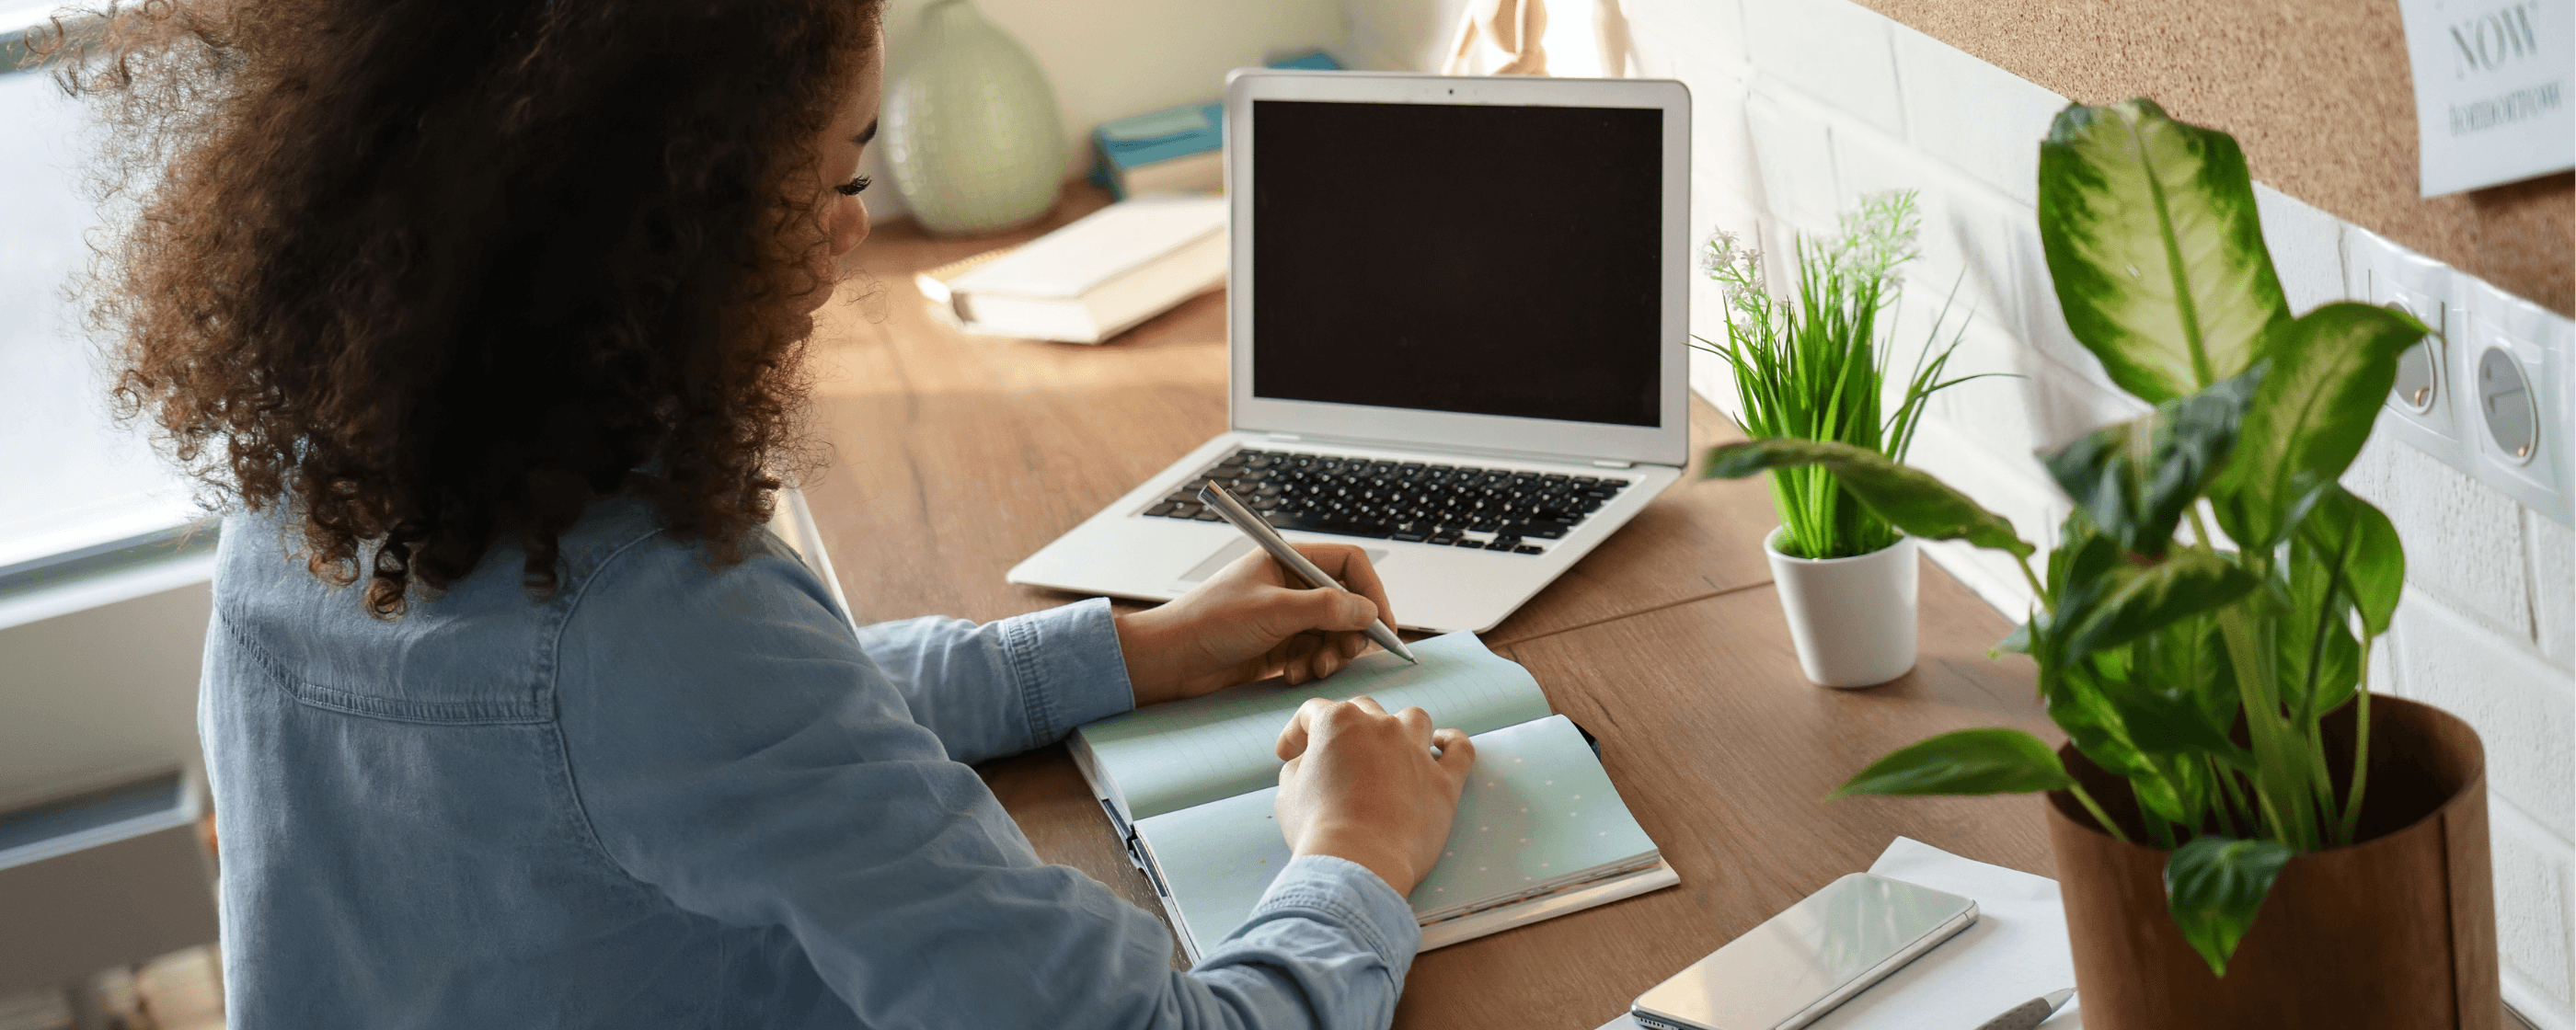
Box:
881 0 1067 235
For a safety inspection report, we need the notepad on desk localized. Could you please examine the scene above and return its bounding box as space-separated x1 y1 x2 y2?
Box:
1070 633 1679 962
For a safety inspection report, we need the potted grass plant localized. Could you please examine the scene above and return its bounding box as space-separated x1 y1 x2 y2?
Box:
1703 100 2497 1027
1698 191 1975 687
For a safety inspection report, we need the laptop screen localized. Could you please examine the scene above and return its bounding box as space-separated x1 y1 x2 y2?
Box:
1248 99 1665 428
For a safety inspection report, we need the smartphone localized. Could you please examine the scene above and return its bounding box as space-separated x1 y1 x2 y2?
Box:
1629 873 1977 1030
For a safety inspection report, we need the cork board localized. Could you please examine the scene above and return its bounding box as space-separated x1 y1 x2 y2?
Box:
1861 0 2573 315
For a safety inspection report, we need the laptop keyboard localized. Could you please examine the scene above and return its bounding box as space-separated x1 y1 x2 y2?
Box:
1139 447 1634 555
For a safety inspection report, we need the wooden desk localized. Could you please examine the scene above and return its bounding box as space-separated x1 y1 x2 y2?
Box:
806 188 2064 1030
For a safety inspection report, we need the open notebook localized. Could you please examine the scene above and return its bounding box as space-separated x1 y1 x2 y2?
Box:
1070 633 1678 962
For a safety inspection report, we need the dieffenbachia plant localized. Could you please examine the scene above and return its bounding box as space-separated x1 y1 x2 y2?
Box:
1702 99 2427 977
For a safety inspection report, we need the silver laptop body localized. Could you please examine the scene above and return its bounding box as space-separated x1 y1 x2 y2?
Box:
1008 70 1692 635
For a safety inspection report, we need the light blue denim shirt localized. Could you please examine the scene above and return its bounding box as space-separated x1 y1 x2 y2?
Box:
202 497 1420 1028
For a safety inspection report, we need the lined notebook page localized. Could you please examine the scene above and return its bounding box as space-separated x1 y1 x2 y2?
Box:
1136 715 1659 949
1077 633 1552 821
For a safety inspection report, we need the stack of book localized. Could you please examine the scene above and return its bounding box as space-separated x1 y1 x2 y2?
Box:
914 195 1225 345
1087 50 1341 200
1090 102 1225 200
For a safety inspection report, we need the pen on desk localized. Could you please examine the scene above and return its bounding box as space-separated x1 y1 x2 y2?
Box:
1971 988 2074 1030
1196 483 1419 665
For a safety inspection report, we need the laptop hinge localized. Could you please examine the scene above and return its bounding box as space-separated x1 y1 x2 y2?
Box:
1240 429 1680 472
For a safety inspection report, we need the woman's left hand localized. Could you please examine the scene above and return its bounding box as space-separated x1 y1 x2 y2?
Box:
1112 543 1399 706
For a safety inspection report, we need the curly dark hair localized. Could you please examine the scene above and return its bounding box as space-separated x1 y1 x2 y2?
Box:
39 0 881 616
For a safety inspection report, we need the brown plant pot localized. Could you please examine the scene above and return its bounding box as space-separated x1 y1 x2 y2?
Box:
2044 693 2500 1029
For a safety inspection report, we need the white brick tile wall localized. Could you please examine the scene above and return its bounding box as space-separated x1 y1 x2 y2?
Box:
2348 434 2538 640
1622 0 1747 70
2252 184 2349 315
1676 74 1765 231
1938 319 2045 463
2533 509 2574 666
1743 86 1840 235
2023 350 2154 452
2391 597 2573 840
1904 417 2067 563
1689 349 1742 427
1738 0 1903 136
1885 21 2064 208
2497 799 2575 1019
1884 300 2041 463
1831 123 2024 339
1988 220 2133 435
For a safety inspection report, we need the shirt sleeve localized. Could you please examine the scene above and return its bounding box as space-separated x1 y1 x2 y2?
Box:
553 533 1420 1030
855 598 1134 764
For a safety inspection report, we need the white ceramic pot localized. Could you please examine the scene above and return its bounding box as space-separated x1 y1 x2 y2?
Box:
1763 527 1918 688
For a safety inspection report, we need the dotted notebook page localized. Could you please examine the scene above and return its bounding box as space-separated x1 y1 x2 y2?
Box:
1406 715 1658 915
1078 633 1554 819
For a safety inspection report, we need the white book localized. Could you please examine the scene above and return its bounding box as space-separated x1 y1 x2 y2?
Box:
1069 633 1680 962
943 196 1226 345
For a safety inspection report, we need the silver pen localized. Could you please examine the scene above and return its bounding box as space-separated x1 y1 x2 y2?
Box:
1196 483 1418 665
1972 988 2074 1030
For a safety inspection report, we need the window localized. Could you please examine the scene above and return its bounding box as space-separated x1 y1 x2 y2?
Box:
0 16 204 589
0 16 203 602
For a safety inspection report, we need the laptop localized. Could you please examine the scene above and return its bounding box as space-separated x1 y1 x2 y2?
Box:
1006 70 1692 634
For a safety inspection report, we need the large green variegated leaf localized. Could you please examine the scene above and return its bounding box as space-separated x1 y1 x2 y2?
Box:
2098 641 2248 761
1701 439 2033 557
2038 99 2290 404
2166 835 2295 977
2041 655 2158 784
2062 551 2260 660
2044 366 2264 556
1829 727 2074 798
2277 487 2396 719
2047 658 2200 826
1993 621 2034 658
2295 486 2405 637
2161 753 2220 830
2278 611 2361 721
2213 303 2427 548
2045 512 2124 606
2140 613 2246 762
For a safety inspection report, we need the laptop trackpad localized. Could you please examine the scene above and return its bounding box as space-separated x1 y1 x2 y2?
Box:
1177 539 1390 584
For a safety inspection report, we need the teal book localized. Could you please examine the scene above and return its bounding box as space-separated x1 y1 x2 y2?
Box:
1090 102 1223 200
1070 633 1677 961
1086 51 1344 200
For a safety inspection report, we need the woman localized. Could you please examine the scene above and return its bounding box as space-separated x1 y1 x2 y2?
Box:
57 0 1477 1025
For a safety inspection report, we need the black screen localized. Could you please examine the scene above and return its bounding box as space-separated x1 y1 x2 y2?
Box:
1250 99 1663 427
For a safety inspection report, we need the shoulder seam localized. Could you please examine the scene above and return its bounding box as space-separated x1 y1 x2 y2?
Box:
543 523 674 887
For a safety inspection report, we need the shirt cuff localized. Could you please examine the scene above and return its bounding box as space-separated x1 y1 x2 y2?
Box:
1237 853 1423 983
995 597 1133 744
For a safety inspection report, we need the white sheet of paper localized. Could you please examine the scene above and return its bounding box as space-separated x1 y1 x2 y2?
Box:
2397 0 2574 196
1593 837 2081 1030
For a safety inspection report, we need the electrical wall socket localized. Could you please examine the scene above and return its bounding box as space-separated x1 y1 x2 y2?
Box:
2343 228 2572 527
2347 227 2468 470
2458 278 2572 526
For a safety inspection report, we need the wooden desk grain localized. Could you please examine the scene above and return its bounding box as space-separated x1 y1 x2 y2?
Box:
804 188 2060 1027
1424 583 2057 1029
